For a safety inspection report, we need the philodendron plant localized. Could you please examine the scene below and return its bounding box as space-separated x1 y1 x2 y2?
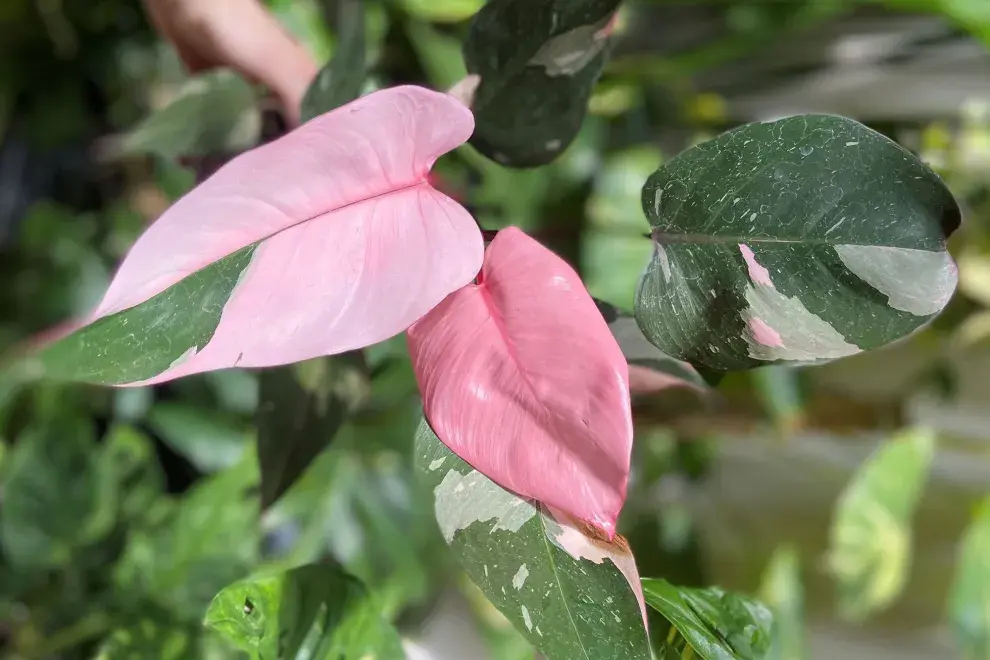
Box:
25 0 960 658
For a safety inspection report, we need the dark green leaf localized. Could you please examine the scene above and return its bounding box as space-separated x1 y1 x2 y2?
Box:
37 245 256 385
115 455 259 620
826 428 934 621
257 354 369 508
204 562 403 660
463 0 620 167
643 579 773 660
116 69 261 159
100 424 166 523
635 115 960 372
1 419 114 570
949 494 990 659
148 402 250 473
415 419 652 660
301 0 367 122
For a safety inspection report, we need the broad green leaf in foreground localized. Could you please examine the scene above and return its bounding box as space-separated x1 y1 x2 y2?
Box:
826 428 934 621
300 0 367 122
256 354 369 509
948 494 990 659
634 115 960 372
758 547 805 660
204 562 403 660
642 579 773 660
0 419 114 570
415 420 652 660
116 69 260 159
463 0 620 167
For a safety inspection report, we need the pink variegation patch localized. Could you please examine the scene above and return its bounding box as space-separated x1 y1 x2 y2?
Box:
408 227 634 537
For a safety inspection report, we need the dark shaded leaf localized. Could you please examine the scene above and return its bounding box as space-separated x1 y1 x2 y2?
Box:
257 353 369 509
415 419 652 660
204 562 403 660
635 115 960 372
463 0 620 167
301 0 367 122
148 402 250 473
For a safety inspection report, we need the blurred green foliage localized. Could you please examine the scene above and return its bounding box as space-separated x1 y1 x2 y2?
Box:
2 0 990 658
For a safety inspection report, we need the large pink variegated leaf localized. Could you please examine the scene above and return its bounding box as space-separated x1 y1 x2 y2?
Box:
38 86 483 386
407 227 634 536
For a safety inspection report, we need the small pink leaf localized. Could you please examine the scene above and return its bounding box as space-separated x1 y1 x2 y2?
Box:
408 227 634 536
91 86 482 384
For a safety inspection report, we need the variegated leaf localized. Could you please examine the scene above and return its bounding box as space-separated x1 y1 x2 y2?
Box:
463 0 620 167
36 86 482 386
635 115 960 372
415 419 652 660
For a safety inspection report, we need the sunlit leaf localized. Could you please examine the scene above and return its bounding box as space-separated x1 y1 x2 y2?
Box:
401 0 484 22
37 87 481 386
463 0 620 166
948 494 990 659
204 562 403 659
826 428 934 621
408 228 633 535
635 115 960 372
415 419 652 660
758 546 805 660
256 354 369 508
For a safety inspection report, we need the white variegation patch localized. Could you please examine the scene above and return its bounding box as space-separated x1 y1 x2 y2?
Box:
834 244 957 316
434 469 536 543
512 564 530 590
529 15 611 76
168 345 198 369
742 283 860 362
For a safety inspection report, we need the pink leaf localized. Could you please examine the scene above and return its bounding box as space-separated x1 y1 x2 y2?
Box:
408 227 634 537
95 85 483 384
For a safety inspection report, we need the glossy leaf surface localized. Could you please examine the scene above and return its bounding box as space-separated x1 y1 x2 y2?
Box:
948 494 990 659
204 562 403 660
38 86 482 386
826 428 934 621
643 579 773 660
635 115 960 372
408 227 633 536
256 354 369 508
464 0 620 167
415 420 651 660
116 69 260 159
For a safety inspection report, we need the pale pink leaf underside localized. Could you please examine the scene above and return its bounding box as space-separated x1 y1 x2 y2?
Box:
91 86 483 384
408 227 634 536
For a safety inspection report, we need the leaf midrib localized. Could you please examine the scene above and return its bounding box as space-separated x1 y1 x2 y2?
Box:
537 510 594 660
